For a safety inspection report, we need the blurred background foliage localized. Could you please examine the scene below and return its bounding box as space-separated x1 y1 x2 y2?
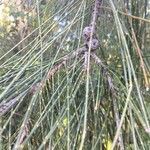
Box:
0 0 150 149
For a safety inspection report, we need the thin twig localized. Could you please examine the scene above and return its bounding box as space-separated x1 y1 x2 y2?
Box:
100 6 150 23
130 24 149 89
0 92 27 116
0 97 19 116
79 1 103 149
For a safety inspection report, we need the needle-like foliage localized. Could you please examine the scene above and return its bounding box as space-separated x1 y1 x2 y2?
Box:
0 0 150 149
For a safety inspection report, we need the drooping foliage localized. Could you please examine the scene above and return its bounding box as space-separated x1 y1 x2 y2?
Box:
0 0 150 149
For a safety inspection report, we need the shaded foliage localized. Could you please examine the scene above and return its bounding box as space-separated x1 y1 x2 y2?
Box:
0 0 150 149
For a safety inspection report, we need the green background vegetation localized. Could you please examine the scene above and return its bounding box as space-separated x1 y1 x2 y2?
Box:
0 0 150 149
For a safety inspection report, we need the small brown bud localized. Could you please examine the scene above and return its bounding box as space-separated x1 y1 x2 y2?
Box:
82 26 95 40
87 38 99 50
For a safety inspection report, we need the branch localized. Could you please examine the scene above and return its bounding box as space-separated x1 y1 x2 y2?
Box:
82 0 102 51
